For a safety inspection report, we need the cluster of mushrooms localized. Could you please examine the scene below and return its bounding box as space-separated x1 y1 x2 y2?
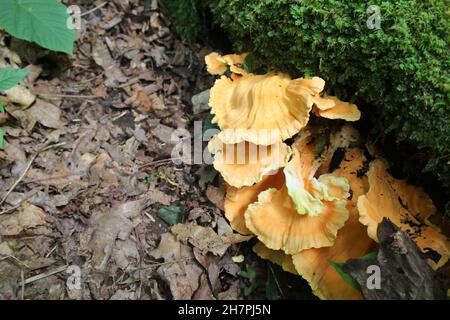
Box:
204 52 450 299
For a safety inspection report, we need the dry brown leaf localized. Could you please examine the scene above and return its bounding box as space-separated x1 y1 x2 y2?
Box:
92 38 127 87
150 233 203 300
26 99 63 129
18 202 48 229
80 198 149 271
171 222 230 257
206 185 225 211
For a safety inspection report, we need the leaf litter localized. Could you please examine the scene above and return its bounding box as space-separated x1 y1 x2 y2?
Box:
0 0 246 300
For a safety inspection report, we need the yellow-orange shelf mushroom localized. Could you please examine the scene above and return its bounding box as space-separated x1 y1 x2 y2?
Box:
204 52 248 76
245 185 349 254
209 73 329 145
208 135 292 188
357 159 450 269
314 96 361 122
292 148 375 300
245 186 348 254
244 129 351 254
224 170 285 235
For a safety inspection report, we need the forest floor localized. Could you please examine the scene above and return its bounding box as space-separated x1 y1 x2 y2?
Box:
0 0 281 300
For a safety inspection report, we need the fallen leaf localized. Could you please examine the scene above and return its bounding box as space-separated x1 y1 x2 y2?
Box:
150 233 202 299
19 202 48 229
80 198 150 271
193 247 221 295
92 39 126 87
171 222 230 256
192 273 215 300
206 185 225 211
343 218 447 300
26 99 62 129
217 217 253 244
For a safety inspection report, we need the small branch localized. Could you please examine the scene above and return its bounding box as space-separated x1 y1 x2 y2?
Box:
36 93 102 99
268 264 284 299
0 254 31 269
80 2 108 17
138 157 181 169
20 270 25 300
20 265 68 286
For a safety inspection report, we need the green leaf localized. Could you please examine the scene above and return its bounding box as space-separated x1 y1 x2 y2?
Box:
0 99 4 112
243 282 259 297
360 252 378 260
157 205 184 225
240 265 256 280
0 127 4 150
327 259 361 291
0 0 76 54
0 68 28 91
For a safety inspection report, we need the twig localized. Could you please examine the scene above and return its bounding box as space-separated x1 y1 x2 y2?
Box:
130 257 194 272
20 265 68 286
0 187 42 215
81 2 108 17
0 254 31 269
0 142 66 208
134 228 144 300
0 205 20 215
268 264 284 299
20 270 25 300
22 174 80 185
45 245 57 258
36 93 102 99
139 157 181 169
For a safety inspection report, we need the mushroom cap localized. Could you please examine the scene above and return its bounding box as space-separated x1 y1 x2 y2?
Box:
384 173 436 220
209 73 322 145
245 185 349 254
205 52 227 75
330 148 369 200
292 148 374 300
253 242 298 275
221 53 248 66
315 96 361 122
357 159 449 269
204 52 248 76
229 64 248 76
224 170 285 235
208 135 292 188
